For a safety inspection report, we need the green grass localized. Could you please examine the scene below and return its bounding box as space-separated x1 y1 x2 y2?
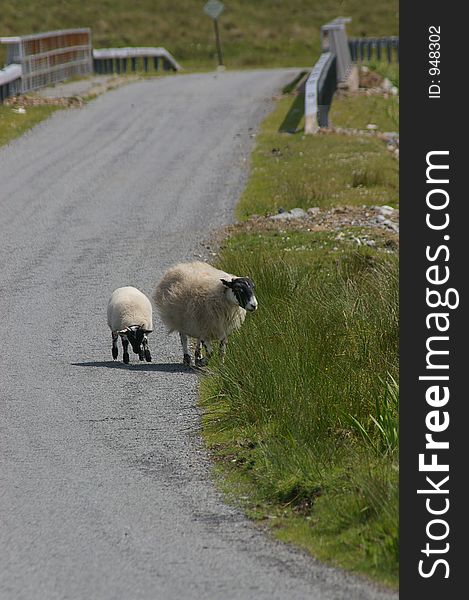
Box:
200 78 399 587
364 60 400 88
1 1 398 70
0 104 61 147
329 94 399 131
201 237 399 586
236 94 398 219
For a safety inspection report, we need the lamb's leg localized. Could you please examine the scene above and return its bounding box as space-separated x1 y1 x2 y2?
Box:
180 332 191 366
143 334 152 362
121 336 130 364
220 338 227 363
111 332 119 360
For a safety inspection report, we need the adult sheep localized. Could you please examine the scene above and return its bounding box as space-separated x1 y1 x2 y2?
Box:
153 261 258 366
107 286 153 364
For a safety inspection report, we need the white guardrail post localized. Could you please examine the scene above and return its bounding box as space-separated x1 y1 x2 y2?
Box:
0 64 22 102
320 17 353 84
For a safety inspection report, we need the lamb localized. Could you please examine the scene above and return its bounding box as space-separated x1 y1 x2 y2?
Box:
153 261 258 366
107 286 153 364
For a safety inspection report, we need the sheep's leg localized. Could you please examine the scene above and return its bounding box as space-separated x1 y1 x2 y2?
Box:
111 332 119 360
121 336 130 364
196 339 213 366
143 334 152 362
220 338 227 363
180 332 191 366
195 338 204 367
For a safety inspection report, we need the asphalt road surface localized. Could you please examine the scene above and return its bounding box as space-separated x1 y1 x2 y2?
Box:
0 71 397 600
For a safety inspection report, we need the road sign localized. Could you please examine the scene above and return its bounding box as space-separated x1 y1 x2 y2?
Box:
203 0 225 67
203 0 224 21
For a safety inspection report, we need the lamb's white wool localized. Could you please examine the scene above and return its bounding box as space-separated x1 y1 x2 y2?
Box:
153 261 257 365
107 286 153 364
107 286 153 333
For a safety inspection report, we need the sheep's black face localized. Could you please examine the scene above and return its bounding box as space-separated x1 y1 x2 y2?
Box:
222 277 258 312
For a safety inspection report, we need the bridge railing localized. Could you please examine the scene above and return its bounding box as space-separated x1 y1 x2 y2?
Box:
348 36 399 63
93 47 181 74
305 17 354 133
304 52 337 133
0 29 93 94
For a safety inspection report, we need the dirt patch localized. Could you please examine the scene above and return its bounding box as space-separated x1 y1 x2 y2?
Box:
5 95 84 108
200 205 399 259
4 75 141 109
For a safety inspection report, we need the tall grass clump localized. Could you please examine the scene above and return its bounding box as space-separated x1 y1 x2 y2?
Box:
201 241 399 584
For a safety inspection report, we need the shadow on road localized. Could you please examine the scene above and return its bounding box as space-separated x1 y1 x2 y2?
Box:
71 361 194 373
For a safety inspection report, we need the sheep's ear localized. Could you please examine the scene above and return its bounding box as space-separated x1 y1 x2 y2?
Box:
117 327 130 335
142 329 153 334
221 279 233 288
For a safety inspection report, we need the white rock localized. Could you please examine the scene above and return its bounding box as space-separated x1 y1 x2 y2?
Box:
270 207 307 221
383 220 399 233
381 78 393 91
290 208 307 218
376 205 395 216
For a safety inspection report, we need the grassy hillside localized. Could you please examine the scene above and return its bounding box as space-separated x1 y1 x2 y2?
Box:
1 0 398 69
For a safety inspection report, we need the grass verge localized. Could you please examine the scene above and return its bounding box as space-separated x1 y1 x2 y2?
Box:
0 104 61 147
236 93 398 220
200 80 399 588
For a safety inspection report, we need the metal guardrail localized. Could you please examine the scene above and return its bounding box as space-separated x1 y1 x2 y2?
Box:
93 47 181 74
304 52 337 133
0 29 93 94
0 30 181 102
0 64 22 102
348 37 399 63
305 17 354 133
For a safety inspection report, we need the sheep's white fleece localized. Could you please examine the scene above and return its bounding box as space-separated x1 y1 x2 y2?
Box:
153 262 246 341
107 286 153 333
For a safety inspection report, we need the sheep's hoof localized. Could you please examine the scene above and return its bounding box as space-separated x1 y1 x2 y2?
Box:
145 350 152 362
183 353 192 366
123 352 130 365
195 357 209 367
112 347 118 359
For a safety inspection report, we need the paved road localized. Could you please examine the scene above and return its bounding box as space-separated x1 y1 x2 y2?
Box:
0 71 397 600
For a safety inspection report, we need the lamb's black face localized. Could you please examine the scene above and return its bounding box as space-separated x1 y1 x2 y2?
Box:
126 328 145 354
221 277 258 312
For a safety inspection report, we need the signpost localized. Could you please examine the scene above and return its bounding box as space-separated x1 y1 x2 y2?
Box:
203 0 225 68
